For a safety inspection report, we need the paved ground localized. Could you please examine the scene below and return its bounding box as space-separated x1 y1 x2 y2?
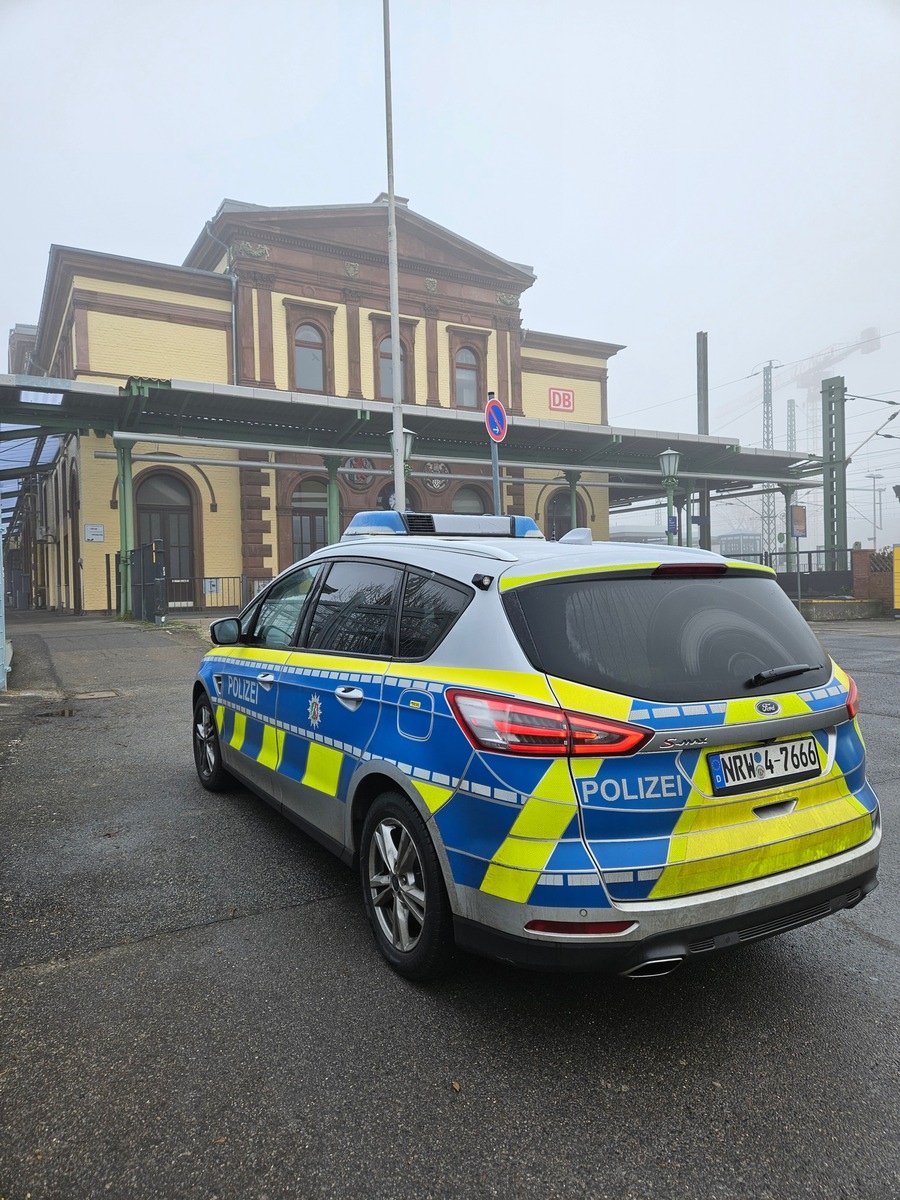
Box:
1 610 898 1200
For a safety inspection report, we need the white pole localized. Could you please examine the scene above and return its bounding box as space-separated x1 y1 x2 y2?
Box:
0 527 7 691
383 0 405 512
866 473 883 548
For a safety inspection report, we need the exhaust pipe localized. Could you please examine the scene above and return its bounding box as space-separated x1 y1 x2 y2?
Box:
620 957 684 979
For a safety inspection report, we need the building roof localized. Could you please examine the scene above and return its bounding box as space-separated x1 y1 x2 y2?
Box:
184 196 539 289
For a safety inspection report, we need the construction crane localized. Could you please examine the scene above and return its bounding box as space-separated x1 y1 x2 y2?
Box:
719 329 881 452
717 330 881 555
781 329 881 453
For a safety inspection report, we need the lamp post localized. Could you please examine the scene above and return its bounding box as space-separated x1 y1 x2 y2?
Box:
866 472 883 548
382 0 405 513
659 447 680 546
389 427 416 507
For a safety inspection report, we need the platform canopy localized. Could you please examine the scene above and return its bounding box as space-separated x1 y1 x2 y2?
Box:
0 372 822 529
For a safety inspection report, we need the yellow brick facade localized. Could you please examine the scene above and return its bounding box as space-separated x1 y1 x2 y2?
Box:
87 312 229 383
520 367 604 424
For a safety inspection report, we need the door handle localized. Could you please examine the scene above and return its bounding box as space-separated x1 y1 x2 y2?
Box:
256 672 276 691
335 685 364 710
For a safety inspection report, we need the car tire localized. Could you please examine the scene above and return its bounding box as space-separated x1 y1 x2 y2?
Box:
193 693 233 792
360 791 453 981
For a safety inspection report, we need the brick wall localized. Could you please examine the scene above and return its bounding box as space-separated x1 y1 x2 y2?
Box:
852 548 894 613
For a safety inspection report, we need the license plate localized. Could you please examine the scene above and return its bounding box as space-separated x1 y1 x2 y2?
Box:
708 736 820 796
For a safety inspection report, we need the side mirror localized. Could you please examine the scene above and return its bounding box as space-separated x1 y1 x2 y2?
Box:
209 617 242 645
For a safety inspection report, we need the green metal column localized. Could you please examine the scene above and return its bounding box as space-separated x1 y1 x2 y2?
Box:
566 470 581 531
116 443 135 617
822 376 847 570
665 483 676 545
684 488 693 547
326 457 341 545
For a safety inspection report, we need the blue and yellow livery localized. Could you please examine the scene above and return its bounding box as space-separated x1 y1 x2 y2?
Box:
192 514 880 980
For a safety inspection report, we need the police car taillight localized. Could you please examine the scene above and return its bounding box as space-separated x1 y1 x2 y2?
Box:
846 675 859 721
446 690 649 757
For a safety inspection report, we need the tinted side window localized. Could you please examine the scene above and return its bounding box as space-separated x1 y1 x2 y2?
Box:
305 561 402 656
248 566 320 649
397 571 472 659
507 575 830 703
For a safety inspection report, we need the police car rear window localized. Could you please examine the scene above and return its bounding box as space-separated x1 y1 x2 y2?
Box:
397 571 472 660
505 574 831 703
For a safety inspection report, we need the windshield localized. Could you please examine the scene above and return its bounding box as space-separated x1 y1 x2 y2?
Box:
505 574 831 703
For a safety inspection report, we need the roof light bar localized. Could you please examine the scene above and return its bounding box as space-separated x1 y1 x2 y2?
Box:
342 511 544 540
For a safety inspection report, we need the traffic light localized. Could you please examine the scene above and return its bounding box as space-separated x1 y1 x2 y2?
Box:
894 484 900 503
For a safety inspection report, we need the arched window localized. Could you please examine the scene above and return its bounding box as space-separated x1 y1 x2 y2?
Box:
452 485 487 515
454 347 479 409
294 323 325 392
292 477 328 561
545 489 586 540
378 336 406 401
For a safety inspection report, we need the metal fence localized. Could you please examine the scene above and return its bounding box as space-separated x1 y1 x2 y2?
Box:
108 545 270 617
167 576 258 612
730 548 852 574
725 548 854 600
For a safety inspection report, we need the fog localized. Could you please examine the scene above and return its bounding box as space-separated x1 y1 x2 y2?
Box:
2 0 898 546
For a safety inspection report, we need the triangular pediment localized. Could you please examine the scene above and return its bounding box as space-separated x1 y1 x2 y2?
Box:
186 199 535 289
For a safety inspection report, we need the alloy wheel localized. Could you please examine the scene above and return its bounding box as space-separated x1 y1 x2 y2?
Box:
367 816 427 952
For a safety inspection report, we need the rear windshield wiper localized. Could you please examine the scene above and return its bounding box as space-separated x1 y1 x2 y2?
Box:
746 663 823 689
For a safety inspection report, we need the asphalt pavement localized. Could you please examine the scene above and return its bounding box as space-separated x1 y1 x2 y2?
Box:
1 610 898 1200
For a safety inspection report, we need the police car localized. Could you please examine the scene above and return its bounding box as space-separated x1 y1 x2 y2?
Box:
192 511 880 980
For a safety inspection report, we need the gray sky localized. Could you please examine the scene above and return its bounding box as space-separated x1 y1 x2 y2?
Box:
2 0 899 546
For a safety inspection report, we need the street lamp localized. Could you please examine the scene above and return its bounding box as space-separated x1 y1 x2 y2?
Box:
866 472 883 548
659 447 680 546
389 426 416 501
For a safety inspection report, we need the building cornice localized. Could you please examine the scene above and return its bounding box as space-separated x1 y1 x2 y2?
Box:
522 329 626 359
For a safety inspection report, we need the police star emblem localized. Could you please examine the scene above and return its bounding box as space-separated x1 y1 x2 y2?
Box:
308 694 322 729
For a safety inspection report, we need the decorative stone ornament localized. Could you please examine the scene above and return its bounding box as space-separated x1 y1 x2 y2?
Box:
424 461 450 492
230 241 269 261
342 456 376 490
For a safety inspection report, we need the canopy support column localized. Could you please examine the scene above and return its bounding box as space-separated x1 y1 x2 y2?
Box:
326 456 341 545
116 443 135 617
566 471 581 531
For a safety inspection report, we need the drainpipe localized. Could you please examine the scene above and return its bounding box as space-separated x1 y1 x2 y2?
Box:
205 222 239 385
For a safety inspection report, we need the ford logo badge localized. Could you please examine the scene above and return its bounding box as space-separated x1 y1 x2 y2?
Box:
756 700 780 716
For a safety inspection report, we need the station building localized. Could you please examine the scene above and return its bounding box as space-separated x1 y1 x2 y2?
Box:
6 196 623 613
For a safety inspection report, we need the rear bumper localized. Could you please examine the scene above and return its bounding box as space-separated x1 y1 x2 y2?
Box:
453 863 879 975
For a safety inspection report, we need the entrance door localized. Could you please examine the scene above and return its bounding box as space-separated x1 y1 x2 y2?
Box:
136 472 196 607
291 478 329 562
546 489 586 541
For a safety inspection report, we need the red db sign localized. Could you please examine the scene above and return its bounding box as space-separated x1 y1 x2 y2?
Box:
549 388 575 412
